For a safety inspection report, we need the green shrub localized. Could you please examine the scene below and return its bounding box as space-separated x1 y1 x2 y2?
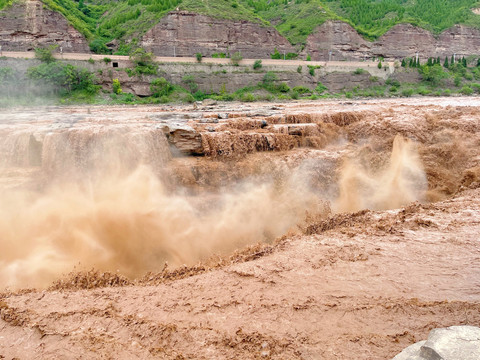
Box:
34 45 57 63
377 61 382 69
182 75 198 93
454 75 462 87
253 60 262 70
262 71 278 87
112 78 122 94
103 57 112 63
130 48 157 74
471 83 480 93
369 76 379 82
416 86 431 95
87 58 95 64
306 54 311 61
385 78 400 87
291 91 299 99
0 67 15 83
401 88 414 97
353 68 366 75
297 65 302 73
231 52 243 66
419 64 448 86
242 92 255 102
212 53 226 58
315 82 327 94
89 39 111 55
292 86 310 94
150 77 173 98
461 85 473 95
196 53 203 62
183 93 195 103
308 66 315 76
27 62 99 95
277 82 290 93
271 48 281 59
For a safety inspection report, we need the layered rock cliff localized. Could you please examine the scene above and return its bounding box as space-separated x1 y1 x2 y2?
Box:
0 0 89 52
141 11 295 58
304 21 480 61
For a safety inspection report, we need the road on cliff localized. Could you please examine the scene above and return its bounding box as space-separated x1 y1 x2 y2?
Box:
1 51 395 73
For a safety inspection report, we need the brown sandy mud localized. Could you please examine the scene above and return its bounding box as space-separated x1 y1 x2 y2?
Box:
0 98 479 359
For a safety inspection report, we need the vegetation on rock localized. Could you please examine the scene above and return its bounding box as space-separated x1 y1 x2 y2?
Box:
2 0 480 53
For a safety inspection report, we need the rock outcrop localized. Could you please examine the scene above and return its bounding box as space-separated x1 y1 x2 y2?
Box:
372 23 436 59
305 20 480 61
392 326 480 360
141 11 295 58
0 0 89 52
303 20 372 61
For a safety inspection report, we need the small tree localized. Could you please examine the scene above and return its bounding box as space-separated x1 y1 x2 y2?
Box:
451 55 455 65
444 57 449 68
35 45 58 63
112 78 122 94
130 48 154 67
401 59 406 67
462 57 467 67
270 48 281 59
306 54 311 61
419 64 447 86
196 53 202 62
253 60 262 70
427 57 433 66
150 77 174 98
231 51 243 66
377 61 382 69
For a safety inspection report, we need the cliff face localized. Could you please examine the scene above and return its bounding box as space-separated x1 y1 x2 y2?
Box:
371 23 436 59
305 21 480 60
141 11 295 58
303 21 372 61
0 0 89 52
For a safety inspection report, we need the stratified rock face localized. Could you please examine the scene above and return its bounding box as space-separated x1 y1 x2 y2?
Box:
305 20 480 60
436 25 480 57
141 11 295 58
372 23 436 59
304 20 372 61
0 0 89 52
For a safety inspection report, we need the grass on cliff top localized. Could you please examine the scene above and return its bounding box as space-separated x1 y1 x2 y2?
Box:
4 0 480 50
240 0 480 44
179 0 266 24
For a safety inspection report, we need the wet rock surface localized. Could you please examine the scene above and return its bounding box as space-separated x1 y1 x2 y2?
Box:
393 326 480 360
